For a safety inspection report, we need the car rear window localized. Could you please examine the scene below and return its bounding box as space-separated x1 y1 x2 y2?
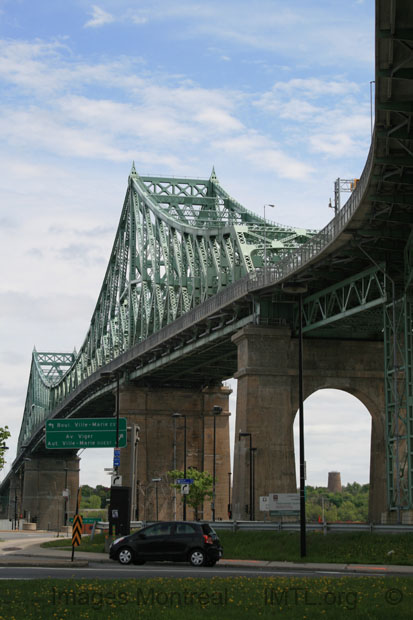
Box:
201 524 217 535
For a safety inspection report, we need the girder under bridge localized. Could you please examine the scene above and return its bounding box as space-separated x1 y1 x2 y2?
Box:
2 0 413 526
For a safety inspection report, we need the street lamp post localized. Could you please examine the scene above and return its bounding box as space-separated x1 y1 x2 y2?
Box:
100 370 121 537
282 281 308 557
263 203 275 282
172 413 187 520
212 406 222 521
152 478 161 521
239 431 254 521
251 448 257 521
130 425 140 521
64 466 68 526
173 415 177 521
297 292 307 557
228 471 232 520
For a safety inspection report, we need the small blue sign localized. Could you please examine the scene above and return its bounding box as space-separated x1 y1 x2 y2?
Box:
113 456 120 467
114 449 120 457
176 478 194 484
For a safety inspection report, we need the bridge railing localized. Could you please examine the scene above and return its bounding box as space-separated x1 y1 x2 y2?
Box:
251 143 374 290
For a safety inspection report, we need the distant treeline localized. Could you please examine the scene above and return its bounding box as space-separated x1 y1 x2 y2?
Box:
305 482 369 522
79 481 369 522
80 484 110 510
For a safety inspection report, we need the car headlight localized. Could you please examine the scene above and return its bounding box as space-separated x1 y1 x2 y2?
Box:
112 536 126 546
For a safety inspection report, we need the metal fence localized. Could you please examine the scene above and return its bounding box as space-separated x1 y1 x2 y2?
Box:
96 520 413 534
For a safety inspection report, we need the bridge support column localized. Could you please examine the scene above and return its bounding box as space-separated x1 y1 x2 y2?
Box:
21 455 79 531
232 327 297 521
7 473 23 527
232 326 387 523
117 385 231 522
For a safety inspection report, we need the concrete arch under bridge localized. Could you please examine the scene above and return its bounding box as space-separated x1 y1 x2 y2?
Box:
293 388 372 498
231 326 386 523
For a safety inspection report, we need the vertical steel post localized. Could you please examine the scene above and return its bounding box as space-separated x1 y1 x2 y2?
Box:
183 415 187 521
173 417 177 521
251 447 257 521
212 406 222 522
298 293 307 556
115 373 120 451
228 471 232 519
155 482 159 521
213 414 217 521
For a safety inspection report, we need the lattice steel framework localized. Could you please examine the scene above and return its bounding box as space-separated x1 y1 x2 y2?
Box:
384 231 413 513
16 170 315 451
17 350 75 450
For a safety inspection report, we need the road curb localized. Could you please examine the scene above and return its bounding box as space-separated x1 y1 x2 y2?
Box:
0 558 89 568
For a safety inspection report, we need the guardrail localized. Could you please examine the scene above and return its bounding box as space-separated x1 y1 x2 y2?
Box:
96 520 413 534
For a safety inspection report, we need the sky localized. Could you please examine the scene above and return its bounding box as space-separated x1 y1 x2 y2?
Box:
0 0 374 490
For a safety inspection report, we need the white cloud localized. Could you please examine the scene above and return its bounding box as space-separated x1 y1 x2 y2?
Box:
84 5 114 28
220 133 314 180
255 77 370 160
0 38 313 177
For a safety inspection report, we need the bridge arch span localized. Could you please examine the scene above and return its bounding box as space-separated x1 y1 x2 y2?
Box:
294 387 383 523
231 325 386 523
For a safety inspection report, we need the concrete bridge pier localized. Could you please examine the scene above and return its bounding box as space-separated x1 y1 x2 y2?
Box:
232 326 387 523
19 455 80 530
232 327 297 521
117 385 231 522
7 473 22 526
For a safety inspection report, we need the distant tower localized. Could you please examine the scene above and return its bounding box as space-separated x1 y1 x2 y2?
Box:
328 472 342 493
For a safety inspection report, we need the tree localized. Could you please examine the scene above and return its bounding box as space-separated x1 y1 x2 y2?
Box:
168 467 213 520
0 426 10 470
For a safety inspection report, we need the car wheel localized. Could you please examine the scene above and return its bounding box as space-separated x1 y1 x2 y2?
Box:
117 547 134 565
189 549 206 567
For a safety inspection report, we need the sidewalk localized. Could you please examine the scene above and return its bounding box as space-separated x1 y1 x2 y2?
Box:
1 535 412 574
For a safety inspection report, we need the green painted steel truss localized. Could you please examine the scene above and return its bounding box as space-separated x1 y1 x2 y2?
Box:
384 231 413 512
301 264 387 334
16 168 315 452
17 350 75 451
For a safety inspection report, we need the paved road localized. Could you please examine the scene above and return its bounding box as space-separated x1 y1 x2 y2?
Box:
0 531 58 541
1 532 413 580
0 562 411 580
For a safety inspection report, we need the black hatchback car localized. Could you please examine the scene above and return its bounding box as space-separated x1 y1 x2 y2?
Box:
109 521 223 567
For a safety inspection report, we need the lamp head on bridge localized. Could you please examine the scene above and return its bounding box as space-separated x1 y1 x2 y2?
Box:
239 431 251 440
212 406 222 415
172 412 185 418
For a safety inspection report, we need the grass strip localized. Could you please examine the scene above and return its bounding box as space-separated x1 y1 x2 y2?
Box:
42 531 413 565
0 576 412 619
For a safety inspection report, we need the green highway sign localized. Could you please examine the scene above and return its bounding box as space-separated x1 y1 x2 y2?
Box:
46 417 127 449
69 517 100 524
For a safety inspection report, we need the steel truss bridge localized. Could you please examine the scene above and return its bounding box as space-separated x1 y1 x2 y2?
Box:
3 0 413 516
